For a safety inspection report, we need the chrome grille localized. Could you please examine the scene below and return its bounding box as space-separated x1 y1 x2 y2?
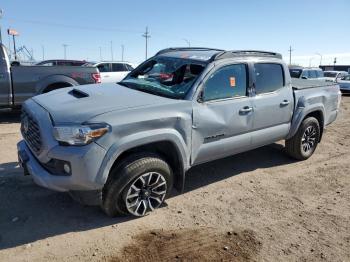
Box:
21 109 42 154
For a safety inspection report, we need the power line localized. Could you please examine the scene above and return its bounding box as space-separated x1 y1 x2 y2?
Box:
142 26 151 60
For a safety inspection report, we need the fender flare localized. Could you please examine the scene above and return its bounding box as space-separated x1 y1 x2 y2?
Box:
287 99 325 139
95 129 190 191
35 75 79 94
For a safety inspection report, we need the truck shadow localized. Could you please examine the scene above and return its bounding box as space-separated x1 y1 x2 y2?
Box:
0 143 295 250
184 143 295 192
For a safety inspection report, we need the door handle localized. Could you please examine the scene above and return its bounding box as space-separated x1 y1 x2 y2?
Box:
239 106 253 114
280 100 290 106
104 75 110 77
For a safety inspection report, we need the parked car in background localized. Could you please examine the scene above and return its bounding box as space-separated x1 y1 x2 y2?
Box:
337 74 350 94
0 44 100 109
323 71 348 82
18 48 341 217
84 61 134 83
289 66 325 80
36 59 87 66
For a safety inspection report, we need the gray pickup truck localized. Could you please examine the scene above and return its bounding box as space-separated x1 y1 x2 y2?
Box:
0 44 100 109
17 48 341 217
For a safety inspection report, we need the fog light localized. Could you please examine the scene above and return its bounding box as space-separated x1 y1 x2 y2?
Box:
63 163 71 174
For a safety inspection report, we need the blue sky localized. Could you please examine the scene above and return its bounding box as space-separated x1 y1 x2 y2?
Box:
0 0 349 65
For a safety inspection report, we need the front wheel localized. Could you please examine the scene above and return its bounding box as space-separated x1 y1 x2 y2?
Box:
101 154 173 217
285 117 320 160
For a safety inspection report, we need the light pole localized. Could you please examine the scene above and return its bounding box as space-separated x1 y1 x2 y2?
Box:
315 52 322 66
309 56 315 67
41 45 45 60
62 44 68 59
121 44 124 61
99 46 102 61
183 38 190 47
110 41 114 61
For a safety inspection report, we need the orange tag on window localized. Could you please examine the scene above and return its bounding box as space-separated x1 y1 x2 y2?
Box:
230 77 236 87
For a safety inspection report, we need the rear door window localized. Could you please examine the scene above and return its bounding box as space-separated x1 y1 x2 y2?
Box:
203 64 247 101
308 70 317 78
97 63 111 72
112 63 126 72
254 63 284 94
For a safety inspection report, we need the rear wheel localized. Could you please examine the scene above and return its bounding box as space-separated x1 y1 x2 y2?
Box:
285 117 320 160
101 154 173 217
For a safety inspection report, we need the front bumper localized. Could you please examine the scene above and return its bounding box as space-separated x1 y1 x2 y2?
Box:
17 140 106 192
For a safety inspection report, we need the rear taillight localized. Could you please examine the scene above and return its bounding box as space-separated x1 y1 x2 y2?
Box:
92 73 101 83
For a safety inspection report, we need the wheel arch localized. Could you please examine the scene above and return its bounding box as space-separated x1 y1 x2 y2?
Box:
97 134 190 193
35 75 79 94
288 105 325 141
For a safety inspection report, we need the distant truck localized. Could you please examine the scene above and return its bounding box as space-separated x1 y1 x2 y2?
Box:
289 66 324 80
18 48 341 217
0 44 101 109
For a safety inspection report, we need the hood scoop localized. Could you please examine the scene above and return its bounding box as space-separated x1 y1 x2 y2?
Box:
69 88 89 98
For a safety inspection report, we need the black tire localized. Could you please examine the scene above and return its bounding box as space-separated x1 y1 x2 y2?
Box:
101 153 173 217
285 117 320 160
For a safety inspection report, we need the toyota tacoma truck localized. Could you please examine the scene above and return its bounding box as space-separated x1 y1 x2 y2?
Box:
0 44 100 109
17 48 341 217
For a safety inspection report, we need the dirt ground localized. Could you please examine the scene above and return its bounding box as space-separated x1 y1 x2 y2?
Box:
0 97 349 262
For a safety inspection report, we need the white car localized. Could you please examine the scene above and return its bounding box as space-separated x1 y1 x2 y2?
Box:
323 71 348 83
85 62 134 83
337 75 350 94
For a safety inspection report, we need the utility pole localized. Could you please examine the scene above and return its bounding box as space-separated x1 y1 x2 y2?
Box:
288 46 294 65
110 41 114 61
99 46 102 61
12 35 17 60
142 26 151 60
41 45 45 60
0 9 3 44
121 44 124 61
62 44 68 59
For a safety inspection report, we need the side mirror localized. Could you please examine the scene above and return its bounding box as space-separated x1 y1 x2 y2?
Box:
301 76 308 80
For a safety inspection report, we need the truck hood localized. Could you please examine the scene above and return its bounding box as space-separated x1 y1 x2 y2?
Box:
32 83 183 123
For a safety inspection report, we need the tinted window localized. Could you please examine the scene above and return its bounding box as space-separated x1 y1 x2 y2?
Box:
203 64 247 101
308 70 317 78
316 70 324 78
324 72 337 77
112 63 126 72
254 63 284 94
97 63 111 72
289 69 302 78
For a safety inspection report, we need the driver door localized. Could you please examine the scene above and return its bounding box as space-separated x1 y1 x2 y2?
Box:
191 63 254 165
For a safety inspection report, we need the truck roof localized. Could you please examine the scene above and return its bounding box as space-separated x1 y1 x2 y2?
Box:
156 47 283 62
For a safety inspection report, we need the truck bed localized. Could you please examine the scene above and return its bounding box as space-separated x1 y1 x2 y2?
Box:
291 78 336 90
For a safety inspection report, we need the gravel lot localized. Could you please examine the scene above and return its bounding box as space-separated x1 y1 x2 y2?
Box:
0 97 349 262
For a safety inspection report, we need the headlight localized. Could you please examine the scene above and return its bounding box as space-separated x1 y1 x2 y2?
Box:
53 123 110 145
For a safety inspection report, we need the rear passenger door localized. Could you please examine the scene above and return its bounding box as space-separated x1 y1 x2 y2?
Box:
251 63 294 147
111 63 129 82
